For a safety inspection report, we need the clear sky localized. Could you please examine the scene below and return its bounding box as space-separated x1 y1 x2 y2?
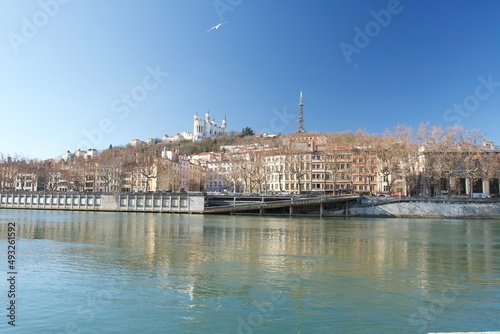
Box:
1 0 499 160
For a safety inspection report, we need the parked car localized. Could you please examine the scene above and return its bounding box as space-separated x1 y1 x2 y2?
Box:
377 194 388 201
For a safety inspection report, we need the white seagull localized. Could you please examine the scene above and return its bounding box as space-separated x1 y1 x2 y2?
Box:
207 21 227 32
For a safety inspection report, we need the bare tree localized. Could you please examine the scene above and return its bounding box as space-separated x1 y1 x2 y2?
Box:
394 126 419 196
459 135 486 196
351 130 379 194
286 153 309 194
95 148 126 192
135 151 158 192
246 151 266 193
222 150 245 193
378 130 416 196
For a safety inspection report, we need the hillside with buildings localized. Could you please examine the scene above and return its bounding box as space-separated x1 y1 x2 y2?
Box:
1 121 500 198
1 96 500 197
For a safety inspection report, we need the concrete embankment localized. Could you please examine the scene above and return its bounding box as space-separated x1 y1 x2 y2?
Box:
2 192 499 218
0 192 205 213
343 199 500 219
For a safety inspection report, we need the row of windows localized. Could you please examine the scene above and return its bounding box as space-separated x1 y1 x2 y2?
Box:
352 185 375 191
208 161 379 174
264 155 377 163
312 154 352 160
264 155 313 163
270 163 327 172
312 173 330 179
352 176 376 182
266 183 311 191
260 183 362 191
208 182 223 187
352 167 376 173
266 172 370 181
16 182 32 188
266 174 311 181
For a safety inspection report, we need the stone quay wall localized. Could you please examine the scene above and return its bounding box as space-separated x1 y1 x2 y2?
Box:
0 192 204 214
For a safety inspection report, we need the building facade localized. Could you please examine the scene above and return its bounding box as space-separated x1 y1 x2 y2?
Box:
417 142 500 196
193 112 227 142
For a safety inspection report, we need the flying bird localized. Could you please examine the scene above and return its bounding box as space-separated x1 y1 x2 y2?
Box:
207 21 227 32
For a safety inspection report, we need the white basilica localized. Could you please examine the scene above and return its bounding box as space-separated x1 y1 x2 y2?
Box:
193 112 227 142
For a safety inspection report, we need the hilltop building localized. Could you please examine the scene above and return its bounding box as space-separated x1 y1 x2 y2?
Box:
193 111 227 142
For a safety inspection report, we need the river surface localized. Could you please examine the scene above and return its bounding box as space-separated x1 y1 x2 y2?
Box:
0 209 499 333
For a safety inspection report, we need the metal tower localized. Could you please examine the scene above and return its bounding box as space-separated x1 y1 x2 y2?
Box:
297 91 305 133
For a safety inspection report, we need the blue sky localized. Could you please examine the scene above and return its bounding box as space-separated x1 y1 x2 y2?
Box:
1 0 499 160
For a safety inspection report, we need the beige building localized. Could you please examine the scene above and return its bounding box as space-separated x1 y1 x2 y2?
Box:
417 142 500 196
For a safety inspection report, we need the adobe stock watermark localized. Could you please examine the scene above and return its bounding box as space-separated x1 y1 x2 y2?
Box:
236 258 322 334
54 276 129 334
72 65 169 152
7 0 70 54
237 291 287 334
259 106 296 135
443 74 499 124
408 278 461 333
339 0 403 64
212 0 243 21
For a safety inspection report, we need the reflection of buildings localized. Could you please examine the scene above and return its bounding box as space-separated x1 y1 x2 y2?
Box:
4 215 498 304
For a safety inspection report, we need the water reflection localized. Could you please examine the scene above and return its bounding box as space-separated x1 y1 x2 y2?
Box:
0 210 499 333
2 212 499 287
